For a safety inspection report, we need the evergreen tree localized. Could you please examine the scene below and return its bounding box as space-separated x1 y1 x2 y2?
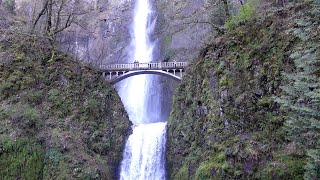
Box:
276 43 320 179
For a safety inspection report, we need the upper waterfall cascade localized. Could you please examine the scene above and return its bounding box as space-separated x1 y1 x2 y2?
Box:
118 0 167 179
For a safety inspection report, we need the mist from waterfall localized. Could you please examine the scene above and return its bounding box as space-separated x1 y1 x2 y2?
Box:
118 0 167 179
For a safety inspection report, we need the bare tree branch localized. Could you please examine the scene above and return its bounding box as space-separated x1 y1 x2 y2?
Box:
32 0 49 30
54 13 72 35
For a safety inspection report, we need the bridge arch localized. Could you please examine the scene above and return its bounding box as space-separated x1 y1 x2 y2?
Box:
109 70 181 85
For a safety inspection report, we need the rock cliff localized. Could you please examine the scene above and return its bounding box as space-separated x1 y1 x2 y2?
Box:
0 26 131 179
167 2 319 179
13 0 134 64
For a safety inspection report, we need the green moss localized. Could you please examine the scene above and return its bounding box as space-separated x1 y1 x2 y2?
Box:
0 31 131 179
174 165 189 180
43 148 69 179
14 52 25 60
86 98 100 115
225 0 259 30
258 154 306 180
0 82 14 99
163 34 172 50
257 96 272 107
24 90 44 105
0 104 41 129
23 105 41 128
167 3 319 179
194 152 228 180
219 75 228 86
48 89 61 103
48 88 71 117
194 161 216 180
216 152 226 162
0 137 44 179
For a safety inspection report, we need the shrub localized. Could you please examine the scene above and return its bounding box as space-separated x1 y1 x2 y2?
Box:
23 106 41 128
25 90 44 105
194 152 228 180
1 104 41 128
225 0 259 30
174 165 189 180
257 154 306 180
48 88 71 117
43 148 68 179
0 137 44 179
0 82 14 99
194 161 216 180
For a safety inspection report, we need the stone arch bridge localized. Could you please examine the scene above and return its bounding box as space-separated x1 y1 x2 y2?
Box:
100 62 189 84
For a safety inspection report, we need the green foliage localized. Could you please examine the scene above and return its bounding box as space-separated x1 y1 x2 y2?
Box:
86 98 100 115
79 97 102 122
163 34 172 51
43 148 68 179
0 82 14 99
0 137 44 179
194 161 216 180
48 88 71 117
257 96 273 107
23 105 41 128
89 130 111 154
24 90 44 105
0 28 131 179
275 16 320 179
45 148 63 165
0 104 41 128
194 152 228 180
258 154 306 180
168 2 320 179
225 0 259 30
219 74 232 88
48 89 61 104
174 165 189 180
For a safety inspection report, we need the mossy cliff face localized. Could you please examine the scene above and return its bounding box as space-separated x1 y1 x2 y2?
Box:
167 2 319 179
0 32 131 179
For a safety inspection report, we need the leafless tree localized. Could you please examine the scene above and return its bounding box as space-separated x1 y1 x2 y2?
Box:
190 0 232 35
31 0 91 47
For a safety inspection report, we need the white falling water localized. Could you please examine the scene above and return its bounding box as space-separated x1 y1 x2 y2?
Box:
118 0 154 124
120 123 167 180
118 0 167 179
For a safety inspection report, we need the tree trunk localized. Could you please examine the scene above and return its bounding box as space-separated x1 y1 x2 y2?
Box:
32 0 49 31
46 0 52 35
46 0 54 46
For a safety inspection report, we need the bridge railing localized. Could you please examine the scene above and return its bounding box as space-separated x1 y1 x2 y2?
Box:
100 61 188 71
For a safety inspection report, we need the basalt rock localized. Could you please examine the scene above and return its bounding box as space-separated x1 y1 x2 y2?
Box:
167 2 319 179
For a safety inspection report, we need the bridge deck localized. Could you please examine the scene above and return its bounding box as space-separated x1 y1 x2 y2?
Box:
100 62 188 71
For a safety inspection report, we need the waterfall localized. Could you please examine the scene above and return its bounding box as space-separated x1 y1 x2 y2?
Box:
118 0 167 179
119 123 166 180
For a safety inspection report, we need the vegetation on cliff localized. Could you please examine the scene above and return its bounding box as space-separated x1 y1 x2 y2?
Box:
167 2 319 179
0 27 131 179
